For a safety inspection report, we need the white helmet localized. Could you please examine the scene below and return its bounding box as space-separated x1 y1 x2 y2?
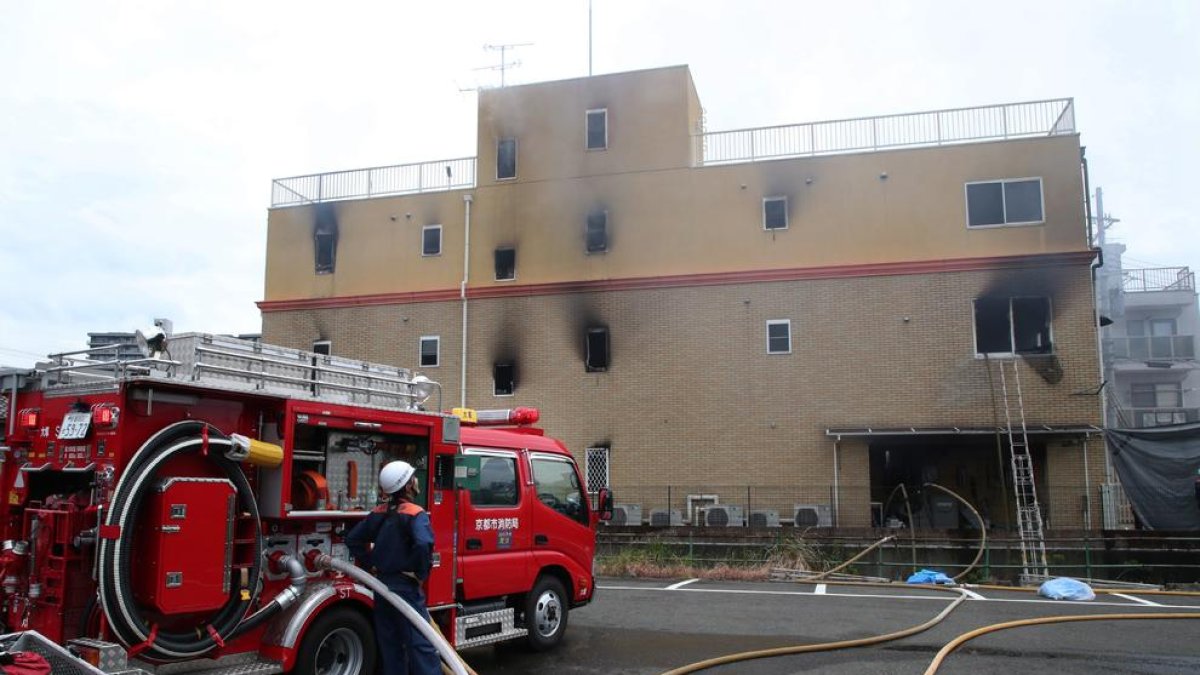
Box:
379 461 416 495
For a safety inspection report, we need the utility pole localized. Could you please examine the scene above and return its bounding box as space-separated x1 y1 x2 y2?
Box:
589 0 593 76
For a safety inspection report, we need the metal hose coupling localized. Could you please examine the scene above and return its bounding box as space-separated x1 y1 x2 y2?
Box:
267 552 308 611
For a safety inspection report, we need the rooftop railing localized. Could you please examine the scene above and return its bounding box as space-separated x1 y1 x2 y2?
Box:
697 98 1075 165
272 156 476 207
1122 267 1196 293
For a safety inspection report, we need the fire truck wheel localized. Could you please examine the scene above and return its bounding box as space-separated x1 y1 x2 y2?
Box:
294 607 378 675
524 575 569 651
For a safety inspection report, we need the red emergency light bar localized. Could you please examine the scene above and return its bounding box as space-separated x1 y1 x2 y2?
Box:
17 408 39 430
457 407 540 426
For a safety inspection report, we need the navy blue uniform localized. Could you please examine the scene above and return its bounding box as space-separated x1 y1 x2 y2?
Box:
346 499 439 675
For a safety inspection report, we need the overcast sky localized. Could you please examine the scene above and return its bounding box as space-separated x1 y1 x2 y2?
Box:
2 0 1197 367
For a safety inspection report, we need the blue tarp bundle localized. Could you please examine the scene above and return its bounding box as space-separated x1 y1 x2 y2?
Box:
906 569 954 585
1038 577 1096 601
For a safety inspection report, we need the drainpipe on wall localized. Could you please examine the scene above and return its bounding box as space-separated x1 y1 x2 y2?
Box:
1082 434 1093 530
460 194 473 408
833 435 841 527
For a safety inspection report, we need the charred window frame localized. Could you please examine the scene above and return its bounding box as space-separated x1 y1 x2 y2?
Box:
965 178 1044 228
419 335 440 368
494 247 516 281
586 108 608 150
493 363 515 397
973 296 1053 355
497 138 517 180
312 340 332 356
766 320 791 354
313 204 338 274
585 326 610 372
586 209 608 253
763 196 788 230
422 225 442 257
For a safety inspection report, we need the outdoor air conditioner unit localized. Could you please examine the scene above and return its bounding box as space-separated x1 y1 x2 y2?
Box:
702 505 744 527
792 504 833 528
648 509 683 527
607 504 642 526
749 509 781 528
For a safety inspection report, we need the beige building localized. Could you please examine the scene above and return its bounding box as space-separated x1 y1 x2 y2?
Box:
261 65 1105 530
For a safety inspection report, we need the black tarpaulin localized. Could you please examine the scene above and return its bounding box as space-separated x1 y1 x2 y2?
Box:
1106 423 1200 530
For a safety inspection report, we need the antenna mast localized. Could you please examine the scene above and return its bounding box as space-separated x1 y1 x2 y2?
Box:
483 43 532 87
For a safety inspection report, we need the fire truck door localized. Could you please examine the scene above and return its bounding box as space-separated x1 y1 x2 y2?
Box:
528 453 595 590
457 449 532 599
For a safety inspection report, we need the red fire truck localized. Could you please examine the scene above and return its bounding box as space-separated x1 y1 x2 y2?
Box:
0 332 611 674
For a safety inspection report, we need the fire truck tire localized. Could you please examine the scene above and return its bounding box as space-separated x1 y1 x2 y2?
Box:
294 607 377 675
524 575 569 652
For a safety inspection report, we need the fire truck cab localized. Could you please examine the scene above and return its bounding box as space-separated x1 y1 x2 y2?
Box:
0 333 611 674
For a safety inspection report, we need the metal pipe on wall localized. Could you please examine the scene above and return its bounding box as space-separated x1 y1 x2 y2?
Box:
833 436 841 527
460 194 473 408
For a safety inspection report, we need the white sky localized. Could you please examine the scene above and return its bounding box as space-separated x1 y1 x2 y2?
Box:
2 0 1198 367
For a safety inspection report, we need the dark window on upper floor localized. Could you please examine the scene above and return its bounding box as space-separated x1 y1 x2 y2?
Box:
586 109 607 150
312 340 332 356
586 326 609 372
493 363 515 396
419 336 440 367
313 204 338 274
586 210 608 253
494 247 516 281
966 178 1044 227
497 138 517 180
766 320 791 354
763 197 788 230
974 296 1053 355
422 225 442 256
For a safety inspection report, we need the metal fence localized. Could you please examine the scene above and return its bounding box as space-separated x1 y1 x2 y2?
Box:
1122 267 1196 293
696 98 1075 165
271 156 476 207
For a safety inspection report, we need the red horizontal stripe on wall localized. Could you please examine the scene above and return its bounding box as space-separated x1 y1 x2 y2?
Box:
258 250 1097 312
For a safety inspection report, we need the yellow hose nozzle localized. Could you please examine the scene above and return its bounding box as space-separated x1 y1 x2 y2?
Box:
228 433 284 468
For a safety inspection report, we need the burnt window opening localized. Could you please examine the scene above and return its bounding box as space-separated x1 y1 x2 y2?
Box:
763 197 788 230
494 247 516 281
422 225 442 256
586 109 608 150
585 326 610 372
312 340 332 356
419 336 440 367
497 138 517 180
766 320 791 354
586 210 608 253
966 178 1044 227
493 363 515 396
313 204 338 274
973 296 1053 355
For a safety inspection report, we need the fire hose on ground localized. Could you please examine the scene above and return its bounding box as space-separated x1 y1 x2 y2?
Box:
314 554 475 675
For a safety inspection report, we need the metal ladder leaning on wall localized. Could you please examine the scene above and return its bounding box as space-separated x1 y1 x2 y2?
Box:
996 358 1050 583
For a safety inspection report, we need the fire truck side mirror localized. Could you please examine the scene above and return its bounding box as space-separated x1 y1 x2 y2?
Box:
454 455 481 491
596 488 614 521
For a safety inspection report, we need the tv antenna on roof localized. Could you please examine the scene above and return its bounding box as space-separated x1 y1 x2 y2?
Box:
479 43 532 87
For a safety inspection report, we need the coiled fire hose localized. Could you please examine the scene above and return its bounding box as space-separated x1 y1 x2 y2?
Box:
97 421 267 660
314 554 474 675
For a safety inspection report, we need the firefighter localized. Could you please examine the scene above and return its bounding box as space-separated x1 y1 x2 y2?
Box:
346 460 439 675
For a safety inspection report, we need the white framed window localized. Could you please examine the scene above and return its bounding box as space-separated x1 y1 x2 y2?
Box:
586 209 608 253
973 296 1053 355
422 225 442 256
965 177 1044 227
494 247 516 281
763 196 788 230
585 446 610 494
766 320 792 354
419 336 440 367
586 108 608 150
493 363 515 397
312 340 332 356
497 138 517 180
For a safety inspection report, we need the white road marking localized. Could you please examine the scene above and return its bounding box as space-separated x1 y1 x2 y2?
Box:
814 584 827 595
665 578 700 590
597 584 1199 610
1110 592 1164 607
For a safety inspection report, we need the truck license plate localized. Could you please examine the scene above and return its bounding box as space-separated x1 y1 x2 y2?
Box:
58 411 91 440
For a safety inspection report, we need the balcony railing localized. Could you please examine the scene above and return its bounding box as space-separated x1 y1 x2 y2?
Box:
1106 335 1196 361
697 98 1075 165
272 156 476 207
1122 267 1196 293
1127 407 1200 428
